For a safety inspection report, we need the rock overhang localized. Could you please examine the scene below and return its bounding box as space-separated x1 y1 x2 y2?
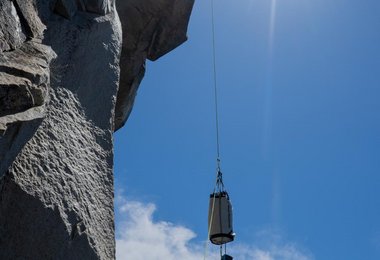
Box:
114 0 195 131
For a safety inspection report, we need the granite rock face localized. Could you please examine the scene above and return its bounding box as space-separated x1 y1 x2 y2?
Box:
0 0 194 259
115 0 195 130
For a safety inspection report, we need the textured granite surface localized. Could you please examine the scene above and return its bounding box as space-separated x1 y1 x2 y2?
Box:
0 0 194 258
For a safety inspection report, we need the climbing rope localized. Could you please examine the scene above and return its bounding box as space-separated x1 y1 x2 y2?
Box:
211 0 221 162
203 0 225 259
204 168 220 260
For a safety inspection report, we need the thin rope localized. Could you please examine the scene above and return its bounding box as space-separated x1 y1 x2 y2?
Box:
204 0 223 259
203 171 218 260
211 0 221 162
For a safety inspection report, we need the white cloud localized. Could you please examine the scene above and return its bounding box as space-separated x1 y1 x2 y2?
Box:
115 196 313 260
228 244 312 260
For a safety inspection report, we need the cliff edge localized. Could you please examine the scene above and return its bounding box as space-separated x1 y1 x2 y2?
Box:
0 0 194 259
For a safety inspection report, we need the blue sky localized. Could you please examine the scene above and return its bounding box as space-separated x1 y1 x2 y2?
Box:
114 0 380 259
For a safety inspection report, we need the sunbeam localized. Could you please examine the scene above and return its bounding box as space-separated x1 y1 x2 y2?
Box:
269 0 277 54
261 0 278 158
